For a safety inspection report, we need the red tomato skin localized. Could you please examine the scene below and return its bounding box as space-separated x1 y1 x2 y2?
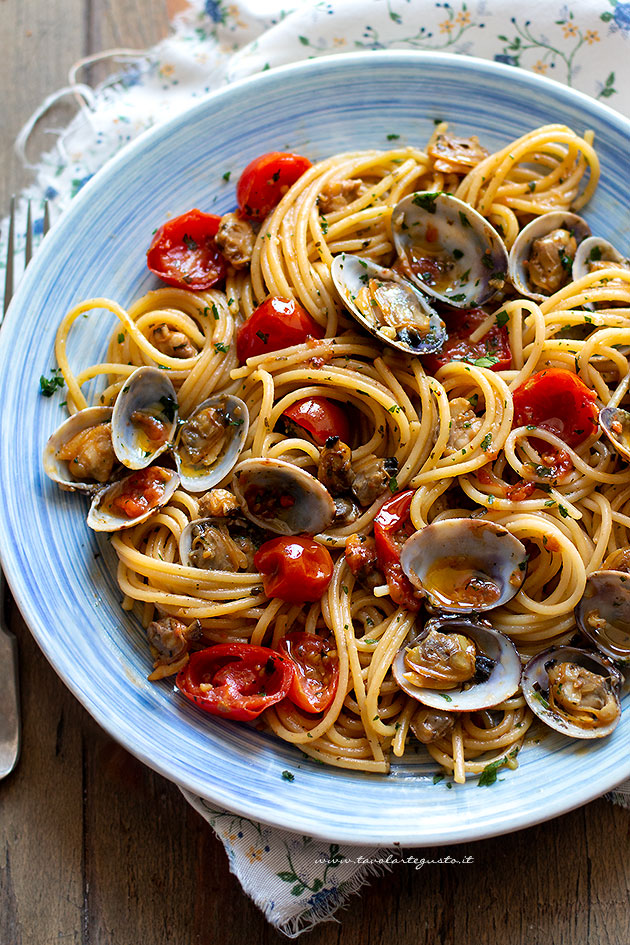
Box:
512 368 599 448
422 307 511 374
111 468 168 519
147 209 227 290
278 632 339 714
176 643 293 722
373 490 421 611
236 297 325 362
254 537 334 604
282 397 351 446
237 152 312 220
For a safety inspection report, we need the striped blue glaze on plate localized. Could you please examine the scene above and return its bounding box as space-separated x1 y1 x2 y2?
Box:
1 51 630 847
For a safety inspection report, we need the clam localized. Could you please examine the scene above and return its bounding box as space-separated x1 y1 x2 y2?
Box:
508 211 591 301
392 616 522 711
521 646 622 738
87 466 179 531
173 395 249 493
330 254 446 355
575 569 630 663
179 515 265 571
391 191 508 308
399 518 528 613
599 405 630 462
572 235 630 281
232 458 336 535
43 406 116 492
111 366 178 470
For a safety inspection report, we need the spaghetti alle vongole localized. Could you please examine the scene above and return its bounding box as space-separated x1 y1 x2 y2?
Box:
42 123 630 785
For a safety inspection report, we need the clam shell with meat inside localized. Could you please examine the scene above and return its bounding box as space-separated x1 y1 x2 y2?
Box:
111 366 178 470
86 466 180 532
173 395 249 493
521 645 622 739
43 406 116 492
392 616 522 712
599 405 630 463
391 191 509 308
399 518 528 613
232 458 336 536
508 211 591 301
179 515 264 571
575 569 630 663
330 254 446 356
572 235 630 282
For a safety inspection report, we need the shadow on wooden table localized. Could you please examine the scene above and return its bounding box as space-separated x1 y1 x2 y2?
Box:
1 603 629 945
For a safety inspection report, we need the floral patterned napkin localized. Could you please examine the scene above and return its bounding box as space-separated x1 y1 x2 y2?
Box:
4 0 630 935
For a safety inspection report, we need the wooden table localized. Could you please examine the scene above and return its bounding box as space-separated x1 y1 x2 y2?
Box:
2 3 630 942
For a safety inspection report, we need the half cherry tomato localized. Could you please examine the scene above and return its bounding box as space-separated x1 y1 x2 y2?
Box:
111 468 169 519
175 643 293 722
373 490 421 611
282 396 351 446
254 537 334 604
278 632 339 714
236 296 324 362
512 368 599 448
237 152 312 220
422 307 511 374
147 209 227 290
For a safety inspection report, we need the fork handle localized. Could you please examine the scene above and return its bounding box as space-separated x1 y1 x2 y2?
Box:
0 594 20 779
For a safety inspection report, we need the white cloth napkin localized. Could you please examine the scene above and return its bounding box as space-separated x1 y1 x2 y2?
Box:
3 0 630 935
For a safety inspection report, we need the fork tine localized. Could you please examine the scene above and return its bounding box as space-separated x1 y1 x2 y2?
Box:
3 196 15 317
43 199 51 237
24 200 33 268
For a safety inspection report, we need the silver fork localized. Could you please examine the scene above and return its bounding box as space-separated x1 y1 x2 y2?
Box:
0 196 50 778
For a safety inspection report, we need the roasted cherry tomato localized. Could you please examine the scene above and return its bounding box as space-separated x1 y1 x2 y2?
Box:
111 468 169 519
147 209 227 290
512 368 599 448
282 396 351 446
422 306 511 375
236 296 325 362
373 490 421 611
175 643 293 722
254 537 334 604
278 632 339 714
237 151 312 220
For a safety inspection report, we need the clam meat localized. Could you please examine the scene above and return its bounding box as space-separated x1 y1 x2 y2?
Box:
43 406 116 492
508 211 591 301
575 568 630 662
173 395 249 492
179 515 265 571
392 616 522 711
599 404 630 462
521 646 622 738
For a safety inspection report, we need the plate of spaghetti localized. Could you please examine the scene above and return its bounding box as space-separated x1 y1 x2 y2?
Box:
2 51 630 845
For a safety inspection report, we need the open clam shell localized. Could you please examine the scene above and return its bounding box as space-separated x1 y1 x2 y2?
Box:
391 191 508 308
599 405 630 462
575 570 630 663
232 458 336 535
508 211 591 302
521 646 622 739
87 466 179 532
572 235 630 281
43 406 115 493
111 366 178 470
400 518 528 613
173 395 249 493
391 616 521 711
330 254 446 355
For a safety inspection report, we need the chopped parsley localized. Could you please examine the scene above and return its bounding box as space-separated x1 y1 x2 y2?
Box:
182 233 198 251
438 693 453 703
158 395 177 422
589 246 602 262
214 342 229 354
39 369 64 397
256 330 269 345
495 310 509 328
388 477 398 493
281 770 295 782
117 332 125 344
412 192 440 213
386 133 400 141
478 757 504 787
222 170 231 182
459 211 472 228
472 354 499 369
320 216 329 235
481 433 493 451
432 773 444 785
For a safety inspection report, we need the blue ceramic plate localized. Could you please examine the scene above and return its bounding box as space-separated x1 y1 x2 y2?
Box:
2 52 629 846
